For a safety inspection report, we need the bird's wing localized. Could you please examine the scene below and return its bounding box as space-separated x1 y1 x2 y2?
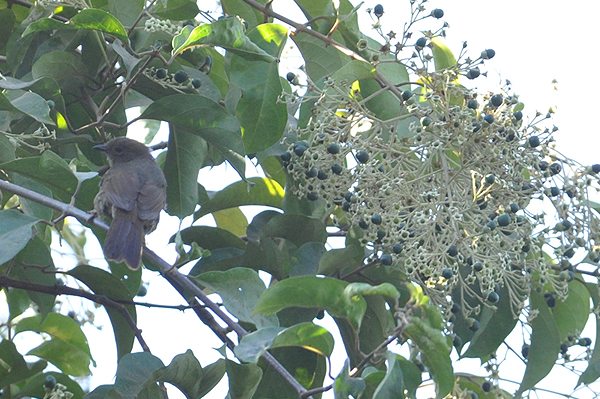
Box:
137 179 166 221
100 167 140 212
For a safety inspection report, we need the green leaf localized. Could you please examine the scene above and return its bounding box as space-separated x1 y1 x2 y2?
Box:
213 207 248 237
515 290 560 397
290 242 326 277
198 359 227 398
226 359 263 399
430 37 456 71
0 91 54 125
271 322 334 356
164 124 208 218
404 311 453 399
331 60 376 84
229 24 288 154
0 8 16 51
21 372 85 399
68 265 136 359
0 339 47 388
13 174 53 221
292 31 350 83
552 279 590 341
318 245 364 275
0 151 78 202
258 214 327 247
151 0 200 21
195 267 279 328
578 283 600 386
31 51 91 91
221 0 266 30
113 353 165 399
140 94 245 178
462 284 519 359
373 352 404 399
109 0 144 27
16 313 92 376
254 276 367 329
172 17 275 62
177 225 246 250
195 177 284 219
152 350 204 399
12 235 56 318
333 361 366 399
0 209 39 265
395 356 422 398
0 76 66 115
23 9 128 43
235 327 284 363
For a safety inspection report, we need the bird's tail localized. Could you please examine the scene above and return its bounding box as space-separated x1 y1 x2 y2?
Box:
103 209 144 269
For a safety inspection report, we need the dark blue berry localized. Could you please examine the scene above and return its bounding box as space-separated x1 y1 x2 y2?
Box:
327 143 340 154
191 78 202 88
481 381 491 392
358 219 369 229
563 248 575 259
402 90 413 101
174 70 188 83
447 246 458 257
497 214 511 227
373 4 384 18
307 192 319 201
473 262 483 272
592 164 600 174
549 187 561 197
431 8 444 19
356 150 369 163
442 268 454 278
509 203 519 213
453 335 462 348
528 136 540 148
286 72 296 83
331 163 343 174
393 243 403 254
549 162 562 175
376 229 386 240
293 141 308 156
305 168 317 178
451 303 461 313
421 116 432 126
371 214 382 224
485 174 495 184
466 68 480 79
483 114 495 124
487 292 499 303
486 221 497 230
280 152 291 162
317 170 328 180
380 254 392 265
156 68 167 79
521 345 529 358
467 99 478 109
469 320 481 332
44 375 57 390
513 110 523 120
481 49 495 59
415 37 427 50
490 94 503 107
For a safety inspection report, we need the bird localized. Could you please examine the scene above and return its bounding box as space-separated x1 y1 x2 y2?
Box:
93 137 166 269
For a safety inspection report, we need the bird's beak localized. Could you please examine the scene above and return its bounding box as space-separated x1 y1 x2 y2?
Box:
93 144 107 152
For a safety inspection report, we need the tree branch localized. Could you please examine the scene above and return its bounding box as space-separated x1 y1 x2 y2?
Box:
240 0 404 101
0 274 151 352
0 179 311 399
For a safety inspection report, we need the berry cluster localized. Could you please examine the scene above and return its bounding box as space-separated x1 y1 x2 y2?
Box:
281 42 600 317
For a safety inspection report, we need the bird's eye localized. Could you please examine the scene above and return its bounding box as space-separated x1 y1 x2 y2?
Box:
114 147 123 154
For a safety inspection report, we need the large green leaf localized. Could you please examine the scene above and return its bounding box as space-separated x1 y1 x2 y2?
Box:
235 322 334 364
0 150 78 202
462 284 519 359
140 94 245 177
11 235 56 318
0 8 16 50
229 24 288 154
431 37 457 71
31 51 91 92
195 267 279 328
151 0 199 21
21 372 85 399
164 124 208 218
226 360 263 399
0 209 40 265
195 177 284 220
16 313 92 376
23 9 128 43
177 225 246 250
108 0 144 27
0 340 47 388
578 283 600 386
152 350 205 399
552 279 590 342
257 214 327 247
172 16 275 62
373 352 404 399
1 90 54 125
292 31 350 83
68 265 137 359
221 0 268 30
404 308 453 399
515 290 560 397
254 276 367 329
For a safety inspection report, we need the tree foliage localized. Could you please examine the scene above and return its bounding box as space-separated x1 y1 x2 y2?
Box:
1 0 600 398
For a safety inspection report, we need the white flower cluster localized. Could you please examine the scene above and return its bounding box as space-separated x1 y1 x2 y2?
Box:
144 17 181 35
282 67 600 317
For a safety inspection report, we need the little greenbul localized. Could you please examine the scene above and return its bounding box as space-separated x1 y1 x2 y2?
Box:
93 137 167 269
